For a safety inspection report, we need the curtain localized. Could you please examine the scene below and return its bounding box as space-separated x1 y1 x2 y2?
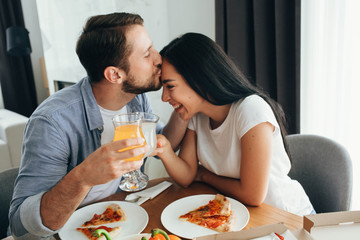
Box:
301 0 360 210
215 0 301 134
0 0 37 117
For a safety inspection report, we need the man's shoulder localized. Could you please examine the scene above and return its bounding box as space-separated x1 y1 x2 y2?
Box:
33 79 87 118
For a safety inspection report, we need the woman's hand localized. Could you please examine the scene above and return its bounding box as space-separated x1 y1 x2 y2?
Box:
151 134 173 158
195 165 212 182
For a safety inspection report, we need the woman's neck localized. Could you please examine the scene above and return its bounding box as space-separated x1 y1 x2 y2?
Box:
203 103 232 129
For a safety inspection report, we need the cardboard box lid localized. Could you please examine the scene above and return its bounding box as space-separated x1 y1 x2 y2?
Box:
303 211 360 233
193 223 289 240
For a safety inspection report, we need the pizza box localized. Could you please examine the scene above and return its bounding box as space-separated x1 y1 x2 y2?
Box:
193 223 302 240
193 211 360 240
299 210 360 240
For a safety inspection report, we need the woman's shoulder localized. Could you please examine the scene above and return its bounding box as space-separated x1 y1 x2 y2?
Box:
231 94 276 125
233 94 270 112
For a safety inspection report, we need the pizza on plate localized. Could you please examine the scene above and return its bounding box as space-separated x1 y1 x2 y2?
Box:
82 203 126 227
179 194 235 232
76 225 121 240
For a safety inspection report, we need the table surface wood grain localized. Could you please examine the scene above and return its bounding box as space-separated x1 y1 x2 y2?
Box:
100 177 303 235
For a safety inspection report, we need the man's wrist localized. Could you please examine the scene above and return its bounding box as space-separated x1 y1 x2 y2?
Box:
66 166 93 191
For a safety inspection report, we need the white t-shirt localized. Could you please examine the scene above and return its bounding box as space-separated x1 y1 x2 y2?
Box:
81 106 127 206
188 95 313 215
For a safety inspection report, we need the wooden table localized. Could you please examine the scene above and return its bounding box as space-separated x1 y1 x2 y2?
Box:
101 177 303 234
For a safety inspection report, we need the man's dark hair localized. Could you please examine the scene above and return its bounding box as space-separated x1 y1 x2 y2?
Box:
76 12 143 83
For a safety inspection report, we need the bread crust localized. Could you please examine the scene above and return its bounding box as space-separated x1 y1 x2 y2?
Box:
179 194 235 232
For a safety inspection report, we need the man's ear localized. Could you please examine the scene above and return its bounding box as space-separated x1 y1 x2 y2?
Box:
104 66 126 84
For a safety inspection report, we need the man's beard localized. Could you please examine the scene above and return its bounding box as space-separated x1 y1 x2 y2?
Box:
122 73 161 94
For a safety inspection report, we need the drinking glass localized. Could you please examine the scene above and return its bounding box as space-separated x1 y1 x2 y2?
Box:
128 112 160 191
113 112 159 192
113 113 146 191
139 112 160 156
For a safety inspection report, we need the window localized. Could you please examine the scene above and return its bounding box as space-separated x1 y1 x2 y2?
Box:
301 0 360 210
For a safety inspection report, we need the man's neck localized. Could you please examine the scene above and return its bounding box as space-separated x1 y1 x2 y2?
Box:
91 81 136 111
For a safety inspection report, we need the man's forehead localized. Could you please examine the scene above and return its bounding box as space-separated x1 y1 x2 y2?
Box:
126 25 152 52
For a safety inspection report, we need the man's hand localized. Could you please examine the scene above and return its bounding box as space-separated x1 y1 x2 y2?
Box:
79 137 149 187
41 137 149 231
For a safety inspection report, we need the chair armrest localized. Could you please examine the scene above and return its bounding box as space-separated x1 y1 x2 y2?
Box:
0 109 28 167
0 139 12 171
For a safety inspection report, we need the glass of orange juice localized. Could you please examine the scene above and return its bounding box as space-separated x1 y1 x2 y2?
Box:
113 113 148 191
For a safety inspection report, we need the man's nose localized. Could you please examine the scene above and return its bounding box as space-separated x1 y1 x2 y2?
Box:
154 50 162 66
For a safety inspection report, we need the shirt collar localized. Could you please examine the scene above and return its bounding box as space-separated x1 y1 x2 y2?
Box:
79 77 146 131
80 77 103 131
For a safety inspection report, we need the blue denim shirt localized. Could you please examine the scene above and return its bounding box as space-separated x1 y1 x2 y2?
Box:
9 77 164 239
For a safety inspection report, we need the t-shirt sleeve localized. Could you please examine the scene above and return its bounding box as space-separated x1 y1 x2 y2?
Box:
236 95 280 139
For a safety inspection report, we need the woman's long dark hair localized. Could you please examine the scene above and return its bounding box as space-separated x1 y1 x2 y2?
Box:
160 33 290 155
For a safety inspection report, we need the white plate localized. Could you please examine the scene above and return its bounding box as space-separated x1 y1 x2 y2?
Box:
59 201 148 240
161 194 250 239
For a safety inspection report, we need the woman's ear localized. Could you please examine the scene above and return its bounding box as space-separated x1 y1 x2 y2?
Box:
104 66 126 84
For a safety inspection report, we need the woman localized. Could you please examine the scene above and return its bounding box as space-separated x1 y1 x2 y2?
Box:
156 33 314 215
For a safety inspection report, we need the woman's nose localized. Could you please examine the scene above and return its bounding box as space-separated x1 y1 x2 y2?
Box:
161 88 170 102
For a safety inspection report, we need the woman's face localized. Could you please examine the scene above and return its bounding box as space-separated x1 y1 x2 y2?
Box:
161 59 204 120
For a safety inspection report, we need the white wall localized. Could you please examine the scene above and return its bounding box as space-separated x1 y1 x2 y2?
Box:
21 0 48 105
20 0 214 180
28 0 215 123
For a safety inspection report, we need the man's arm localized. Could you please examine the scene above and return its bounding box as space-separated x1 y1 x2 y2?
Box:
162 111 189 150
40 139 146 230
9 116 147 239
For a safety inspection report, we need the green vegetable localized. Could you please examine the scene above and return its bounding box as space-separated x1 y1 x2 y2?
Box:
93 229 112 240
151 228 170 240
142 228 171 240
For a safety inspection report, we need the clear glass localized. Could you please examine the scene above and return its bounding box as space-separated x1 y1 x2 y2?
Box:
113 113 146 191
113 112 159 192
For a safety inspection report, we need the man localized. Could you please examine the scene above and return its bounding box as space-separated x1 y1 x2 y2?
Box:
9 12 187 239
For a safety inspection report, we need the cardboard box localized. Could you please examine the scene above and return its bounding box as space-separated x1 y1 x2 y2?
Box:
193 223 299 240
301 211 360 240
193 211 360 240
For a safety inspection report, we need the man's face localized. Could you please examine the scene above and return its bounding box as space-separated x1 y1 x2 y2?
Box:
122 25 162 94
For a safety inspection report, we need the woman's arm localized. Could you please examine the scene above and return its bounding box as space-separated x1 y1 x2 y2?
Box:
162 111 189 151
195 122 274 206
156 129 198 187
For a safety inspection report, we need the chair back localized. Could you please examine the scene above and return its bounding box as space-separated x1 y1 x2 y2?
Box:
0 167 19 238
286 134 352 213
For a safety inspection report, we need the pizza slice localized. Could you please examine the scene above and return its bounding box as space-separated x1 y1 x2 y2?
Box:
82 203 126 227
179 194 235 232
76 226 121 240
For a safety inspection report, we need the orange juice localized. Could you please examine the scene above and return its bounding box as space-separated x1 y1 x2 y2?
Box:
113 124 146 161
